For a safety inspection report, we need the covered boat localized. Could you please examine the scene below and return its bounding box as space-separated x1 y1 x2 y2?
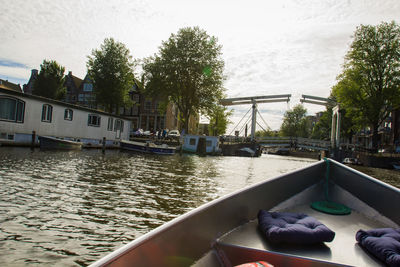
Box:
182 135 221 155
38 136 83 150
120 140 175 155
90 159 400 267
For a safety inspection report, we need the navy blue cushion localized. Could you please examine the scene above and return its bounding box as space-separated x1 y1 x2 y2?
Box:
356 228 400 267
257 210 335 244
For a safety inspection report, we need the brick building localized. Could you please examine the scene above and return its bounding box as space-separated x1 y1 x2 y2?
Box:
23 69 198 134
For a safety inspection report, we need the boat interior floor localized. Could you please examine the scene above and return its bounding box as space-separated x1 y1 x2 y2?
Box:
215 204 391 266
192 182 399 267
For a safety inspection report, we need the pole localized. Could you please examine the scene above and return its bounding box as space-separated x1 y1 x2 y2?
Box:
251 100 257 141
31 130 36 150
102 137 106 154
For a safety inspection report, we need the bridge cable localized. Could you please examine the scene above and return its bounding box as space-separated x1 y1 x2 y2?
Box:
228 107 252 136
238 115 253 136
256 110 272 131
256 121 269 134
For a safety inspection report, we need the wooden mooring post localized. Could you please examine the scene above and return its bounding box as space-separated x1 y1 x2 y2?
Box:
102 137 106 153
31 130 36 150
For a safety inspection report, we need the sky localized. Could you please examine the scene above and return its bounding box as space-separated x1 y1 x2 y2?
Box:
1 0 399 132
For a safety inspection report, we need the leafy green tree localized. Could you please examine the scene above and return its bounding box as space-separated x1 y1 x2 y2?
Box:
311 110 332 140
143 27 225 133
207 105 233 136
255 129 279 138
333 21 400 150
33 60 66 100
87 38 135 113
280 104 309 137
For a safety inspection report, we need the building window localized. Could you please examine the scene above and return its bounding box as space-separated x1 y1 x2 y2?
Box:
145 100 152 111
78 94 84 102
132 94 139 103
41 104 53 123
88 114 101 127
132 105 139 116
0 96 25 123
114 119 124 132
83 83 93 92
64 109 73 121
206 140 212 147
189 138 196 146
107 117 114 131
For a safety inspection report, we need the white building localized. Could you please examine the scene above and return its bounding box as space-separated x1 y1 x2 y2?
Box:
0 88 130 147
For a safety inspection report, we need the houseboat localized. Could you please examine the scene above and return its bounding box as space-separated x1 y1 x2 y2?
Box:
0 88 131 147
182 134 221 155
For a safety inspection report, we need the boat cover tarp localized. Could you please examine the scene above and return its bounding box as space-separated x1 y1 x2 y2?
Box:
356 228 400 267
258 211 335 244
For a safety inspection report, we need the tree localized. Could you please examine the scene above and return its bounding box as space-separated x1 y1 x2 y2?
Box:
310 95 355 142
280 104 309 137
143 27 225 133
33 60 66 100
255 129 279 138
87 38 135 113
310 110 332 140
207 105 233 136
333 21 400 150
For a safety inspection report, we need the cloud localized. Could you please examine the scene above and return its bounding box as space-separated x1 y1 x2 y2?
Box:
0 65 31 85
1 0 399 133
0 59 28 69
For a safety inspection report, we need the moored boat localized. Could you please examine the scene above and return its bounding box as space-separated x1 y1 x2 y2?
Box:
392 162 400 170
90 159 400 267
182 134 221 155
38 136 83 150
120 140 175 155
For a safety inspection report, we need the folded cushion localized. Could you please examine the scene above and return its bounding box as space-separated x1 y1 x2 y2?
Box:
258 210 335 244
356 228 400 267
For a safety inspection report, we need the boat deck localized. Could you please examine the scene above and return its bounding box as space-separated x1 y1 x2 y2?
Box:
217 204 388 266
208 181 400 267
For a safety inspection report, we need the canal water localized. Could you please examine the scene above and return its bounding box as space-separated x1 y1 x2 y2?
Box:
0 147 316 266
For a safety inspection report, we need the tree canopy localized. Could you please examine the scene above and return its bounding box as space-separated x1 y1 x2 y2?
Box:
280 104 309 137
87 38 135 113
207 105 233 136
310 95 355 142
332 21 400 150
33 60 66 100
143 27 225 133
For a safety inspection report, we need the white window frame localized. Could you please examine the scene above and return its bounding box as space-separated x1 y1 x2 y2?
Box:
64 109 73 121
0 96 25 123
114 119 124 132
88 114 101 127
41 104 53 123
107 117 114 131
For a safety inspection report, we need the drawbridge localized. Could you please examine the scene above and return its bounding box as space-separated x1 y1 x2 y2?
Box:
220 94 291 141
220 94 341 150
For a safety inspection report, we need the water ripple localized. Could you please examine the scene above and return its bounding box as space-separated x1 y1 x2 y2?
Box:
0 147 315 266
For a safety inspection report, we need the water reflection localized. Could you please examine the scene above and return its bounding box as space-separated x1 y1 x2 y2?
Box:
0 147 315 266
